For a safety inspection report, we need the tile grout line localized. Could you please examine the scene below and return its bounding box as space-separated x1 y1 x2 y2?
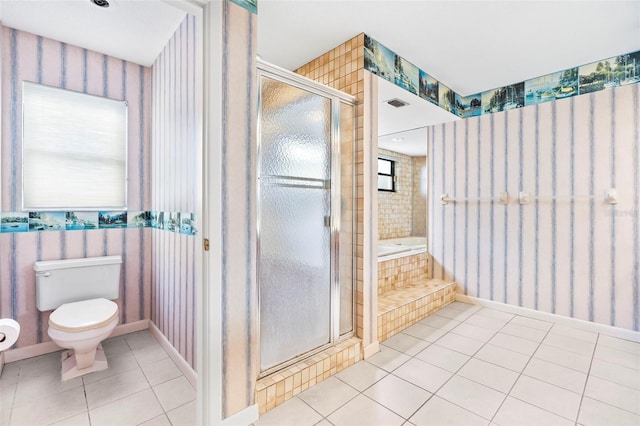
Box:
487 314 559 424
574 333 599 425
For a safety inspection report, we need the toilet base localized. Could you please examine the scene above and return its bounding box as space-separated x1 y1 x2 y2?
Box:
60 344 108 381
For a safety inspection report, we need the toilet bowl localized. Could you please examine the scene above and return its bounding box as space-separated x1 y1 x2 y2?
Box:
47 298 119 380
35 255 122 381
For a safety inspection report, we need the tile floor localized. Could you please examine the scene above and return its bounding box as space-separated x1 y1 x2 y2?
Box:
0 330 195 426
254 302 640 426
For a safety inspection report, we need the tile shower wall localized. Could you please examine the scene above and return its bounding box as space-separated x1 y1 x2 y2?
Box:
377 252 429 295
0 25 152 347
295 35 366 338
150 14 198 369
429 83 640 332
378 149 414 239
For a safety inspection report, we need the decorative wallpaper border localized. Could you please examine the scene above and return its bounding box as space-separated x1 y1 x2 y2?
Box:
0 211 197 235
230 0 257 14
364 34 640 117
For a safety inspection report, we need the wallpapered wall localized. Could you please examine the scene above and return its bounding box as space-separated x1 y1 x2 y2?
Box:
429 83 639 331
0 25 152 347
150 14 199 369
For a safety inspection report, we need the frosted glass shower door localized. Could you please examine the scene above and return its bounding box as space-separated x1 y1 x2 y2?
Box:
259 76 333 372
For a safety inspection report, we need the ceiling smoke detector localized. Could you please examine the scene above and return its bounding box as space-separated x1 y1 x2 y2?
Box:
385 98 409 108
91 0 110 8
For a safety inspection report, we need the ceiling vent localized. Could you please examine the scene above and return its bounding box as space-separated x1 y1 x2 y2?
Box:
386 98 409 108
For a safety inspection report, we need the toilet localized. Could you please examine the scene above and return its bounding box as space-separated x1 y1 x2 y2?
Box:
35 255 122 381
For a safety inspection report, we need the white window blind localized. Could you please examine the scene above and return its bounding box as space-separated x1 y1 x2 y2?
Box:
22 82 128 211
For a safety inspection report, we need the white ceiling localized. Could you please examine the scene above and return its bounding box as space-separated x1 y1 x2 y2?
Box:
3 0 637 157
0 0 186 67
259 0 640 96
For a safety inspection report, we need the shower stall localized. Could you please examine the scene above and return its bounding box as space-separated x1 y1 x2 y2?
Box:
257 61 356 375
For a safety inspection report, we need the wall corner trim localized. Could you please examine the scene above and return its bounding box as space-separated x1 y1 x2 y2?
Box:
362 340 380 359
221 403 259 426
149 321 197 388
456 294 640 343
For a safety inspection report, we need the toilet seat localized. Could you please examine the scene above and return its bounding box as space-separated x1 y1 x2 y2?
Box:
49 298 118 333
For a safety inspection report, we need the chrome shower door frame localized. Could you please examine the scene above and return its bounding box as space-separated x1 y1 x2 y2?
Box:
256 60 356 377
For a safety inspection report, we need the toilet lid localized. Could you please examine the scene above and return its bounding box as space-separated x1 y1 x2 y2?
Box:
49 298 119 332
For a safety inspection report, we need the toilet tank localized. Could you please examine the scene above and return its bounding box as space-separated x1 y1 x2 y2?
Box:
35 256 122 311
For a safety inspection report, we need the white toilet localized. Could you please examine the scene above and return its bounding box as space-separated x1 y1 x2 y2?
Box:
35 255 122 381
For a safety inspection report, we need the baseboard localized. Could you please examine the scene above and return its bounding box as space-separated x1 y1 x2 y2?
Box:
3 319 150 363
362 341 380 359
149 321 197 388
221 404 259 426
456 294 640 343
0 352 4 376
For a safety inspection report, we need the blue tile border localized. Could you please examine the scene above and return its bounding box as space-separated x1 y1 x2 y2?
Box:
230 0 257 14
363 34 640 118
0 210 197 236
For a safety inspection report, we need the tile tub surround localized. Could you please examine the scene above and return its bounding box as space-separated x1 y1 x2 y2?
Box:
378 251 429 295
254 301 640 426
378 279 457 342
255 337 362 415
1 330 195 426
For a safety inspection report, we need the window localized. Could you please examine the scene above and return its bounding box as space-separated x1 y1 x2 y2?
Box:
377 157 395 192
22 82 128 211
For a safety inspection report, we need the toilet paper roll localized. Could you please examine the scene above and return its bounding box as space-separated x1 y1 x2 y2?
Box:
0 318 20 351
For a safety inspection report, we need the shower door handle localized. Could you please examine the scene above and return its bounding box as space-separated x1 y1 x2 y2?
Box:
324 216 331 227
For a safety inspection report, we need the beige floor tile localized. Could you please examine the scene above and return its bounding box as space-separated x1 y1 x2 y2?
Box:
473 308 514 322
434 332 485 356
543 332 595 357
523 358 587 394
463 314 507 331
366 346 411 372
436 375 506 420
597 335 640 355
153 376 196 412
10 386 86 426
84 368 149 410
409 395 488 426
364 374 431 418
141 357 182 386
382 333 430 356
510 375 581 421
335 360 387 391
166 401 196 426
500 323 547 342
488 332 539 356
403 323 448 342
450 322 496 343
393 358 452 393
49 412 91 426
419 314 460 331
493 397 573 426
593 344 640 370
415 344 470 373
589 358 640 390
549 325 598 343
474 344 530 372
457 358 519 393
578 397 640 426
138 414 172 426
89 389 163 426
509 316 552 331
254 397 321 426
533 344 592 373
584 376 640 414
327 394 404 426
81 351 140 385
298 377 358 417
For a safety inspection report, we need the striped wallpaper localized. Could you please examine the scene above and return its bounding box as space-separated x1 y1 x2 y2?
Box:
429 83 639 331
150 14 199 369
0 25 152 347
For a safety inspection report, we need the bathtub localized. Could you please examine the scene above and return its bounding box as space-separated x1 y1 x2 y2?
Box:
378 236 427 260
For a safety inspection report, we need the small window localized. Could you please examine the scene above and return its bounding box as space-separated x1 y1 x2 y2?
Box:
377 157 395 192
22 82 128 211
